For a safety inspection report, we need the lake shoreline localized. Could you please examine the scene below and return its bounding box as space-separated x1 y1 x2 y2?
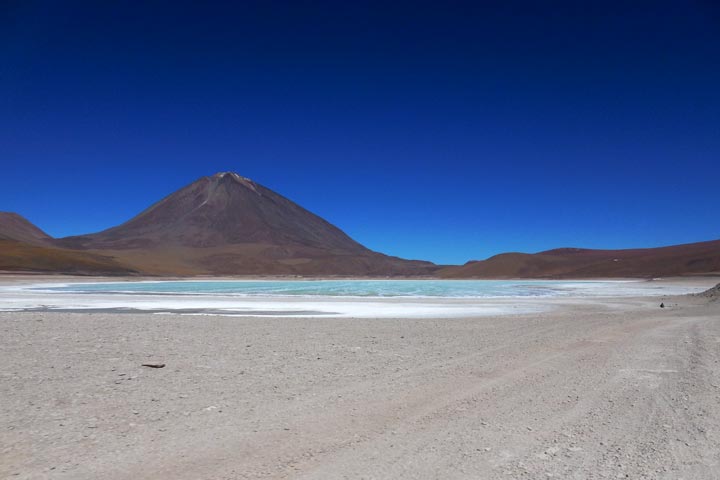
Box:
1 277 716 318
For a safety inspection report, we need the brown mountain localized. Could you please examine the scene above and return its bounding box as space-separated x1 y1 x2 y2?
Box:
57 172 369 251
438 240 720 279
54 172 436 276
0 239 137 275
0 213 136 275
0 212 52 245
696 282 720 301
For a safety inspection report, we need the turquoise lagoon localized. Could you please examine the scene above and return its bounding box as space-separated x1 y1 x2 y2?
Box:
44 279 633 298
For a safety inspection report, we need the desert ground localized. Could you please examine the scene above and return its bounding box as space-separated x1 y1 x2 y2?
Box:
1 278 719 479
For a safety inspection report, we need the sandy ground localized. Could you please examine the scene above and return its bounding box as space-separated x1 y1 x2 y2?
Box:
1 285 719 478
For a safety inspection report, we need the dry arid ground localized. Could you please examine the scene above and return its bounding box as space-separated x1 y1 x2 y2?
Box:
1 291 719 479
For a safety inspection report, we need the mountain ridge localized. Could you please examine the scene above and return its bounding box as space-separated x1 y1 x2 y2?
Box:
1 173 719 277
0 212 52 246
439 239 720 278
0 213 136 275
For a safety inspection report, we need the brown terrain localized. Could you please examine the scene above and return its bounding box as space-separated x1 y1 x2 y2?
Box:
0 213 135 275
439 240 720 279
0 212 52 246
1 173 719 277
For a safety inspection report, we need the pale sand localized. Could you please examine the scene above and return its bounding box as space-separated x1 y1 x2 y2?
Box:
1 280 719 479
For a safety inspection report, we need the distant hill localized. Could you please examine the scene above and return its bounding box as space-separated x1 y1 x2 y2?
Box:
438 240 720 279
0 212 52 245
0 212 134 275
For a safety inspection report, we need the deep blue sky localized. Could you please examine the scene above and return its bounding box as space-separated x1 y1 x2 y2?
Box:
1 1 719 264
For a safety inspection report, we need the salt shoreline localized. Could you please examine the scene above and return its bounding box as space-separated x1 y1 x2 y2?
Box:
0 277 715 318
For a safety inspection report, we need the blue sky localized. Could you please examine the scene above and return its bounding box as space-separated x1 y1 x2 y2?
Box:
1 1 719 264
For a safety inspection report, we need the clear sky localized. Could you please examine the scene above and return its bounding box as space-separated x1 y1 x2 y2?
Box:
1 1 719 265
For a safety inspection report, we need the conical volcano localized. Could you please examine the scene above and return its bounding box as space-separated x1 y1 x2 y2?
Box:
60 172 369 252
56 172 435 275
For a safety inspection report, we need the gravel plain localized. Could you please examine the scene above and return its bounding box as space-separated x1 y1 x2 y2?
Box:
1 284 719 479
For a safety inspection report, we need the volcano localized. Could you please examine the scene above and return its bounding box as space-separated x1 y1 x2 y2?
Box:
58 172 370 251
53 173 436 276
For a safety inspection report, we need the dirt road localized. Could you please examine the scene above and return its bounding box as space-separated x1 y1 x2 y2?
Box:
1 297 718 479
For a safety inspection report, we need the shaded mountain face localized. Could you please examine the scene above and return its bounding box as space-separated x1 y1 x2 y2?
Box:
58 173 369 252
0 212 52 245
438 240 720 279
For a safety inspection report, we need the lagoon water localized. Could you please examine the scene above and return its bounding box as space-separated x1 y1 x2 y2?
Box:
44 279 655 298
1 279 707 318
